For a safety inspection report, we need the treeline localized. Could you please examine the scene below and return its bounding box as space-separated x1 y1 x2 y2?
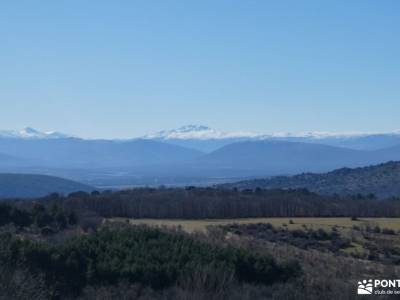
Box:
0 225 299 299
54 187 400 219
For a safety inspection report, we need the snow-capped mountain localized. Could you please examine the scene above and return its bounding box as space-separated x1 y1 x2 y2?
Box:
143 125 260 140
0 124 400 187
144 124 400 141
0 127 70 139
142 125 400 152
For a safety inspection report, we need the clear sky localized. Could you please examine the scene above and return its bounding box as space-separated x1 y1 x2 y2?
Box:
0 1 399 138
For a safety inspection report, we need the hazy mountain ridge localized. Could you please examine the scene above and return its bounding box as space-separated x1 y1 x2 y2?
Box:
3 125 400 151
1 125 400 186
220 161 400 199
0 137 203 169
196 140 392 174
143 125 400 151
0 174 94 198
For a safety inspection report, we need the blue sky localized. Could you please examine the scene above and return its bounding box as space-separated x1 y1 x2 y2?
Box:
0 1 399 138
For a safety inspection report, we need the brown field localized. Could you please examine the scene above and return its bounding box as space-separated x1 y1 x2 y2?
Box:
110 217 400 233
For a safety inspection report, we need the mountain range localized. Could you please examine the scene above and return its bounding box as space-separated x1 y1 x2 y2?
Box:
0 137 202 169
220 161 400 199
143 125 400 152
1 125 400 186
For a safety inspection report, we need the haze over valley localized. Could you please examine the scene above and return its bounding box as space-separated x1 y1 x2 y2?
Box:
2 125 400 188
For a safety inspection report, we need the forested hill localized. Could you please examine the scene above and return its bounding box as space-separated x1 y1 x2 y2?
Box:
0 174 94 198
220 161 400 199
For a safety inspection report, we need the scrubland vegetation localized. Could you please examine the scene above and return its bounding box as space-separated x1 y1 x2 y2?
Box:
1 187 400 299
124 217 400 233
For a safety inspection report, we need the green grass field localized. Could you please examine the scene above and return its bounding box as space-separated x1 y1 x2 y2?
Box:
111 217 400 233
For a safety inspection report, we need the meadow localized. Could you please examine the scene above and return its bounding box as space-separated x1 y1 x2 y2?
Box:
113 217 400 233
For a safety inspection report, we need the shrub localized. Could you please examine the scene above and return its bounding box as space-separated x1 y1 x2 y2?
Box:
373 226 381 234
0 226 300 297
382 228 396 235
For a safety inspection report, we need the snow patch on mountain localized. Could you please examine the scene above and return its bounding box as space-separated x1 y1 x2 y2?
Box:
1 125 400 141
267 130 400 139
143 125 400 141
0 127 70 139
144 125 260 140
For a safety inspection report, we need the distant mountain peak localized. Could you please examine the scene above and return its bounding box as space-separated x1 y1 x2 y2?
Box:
143 125 259 140
19 127 45 138
177 125 211 132
0 127 70 139
21 126 39 134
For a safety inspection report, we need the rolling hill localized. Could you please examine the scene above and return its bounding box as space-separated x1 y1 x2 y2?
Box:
220 161 400 199
0 174 95 199
0 137 203 169
197 140 381 175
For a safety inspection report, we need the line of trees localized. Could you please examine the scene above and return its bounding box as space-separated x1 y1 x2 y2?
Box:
57 187 400 219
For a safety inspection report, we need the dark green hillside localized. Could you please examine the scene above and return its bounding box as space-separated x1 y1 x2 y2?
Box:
0 226 298 298
0 174 94 199
221 161 400 199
